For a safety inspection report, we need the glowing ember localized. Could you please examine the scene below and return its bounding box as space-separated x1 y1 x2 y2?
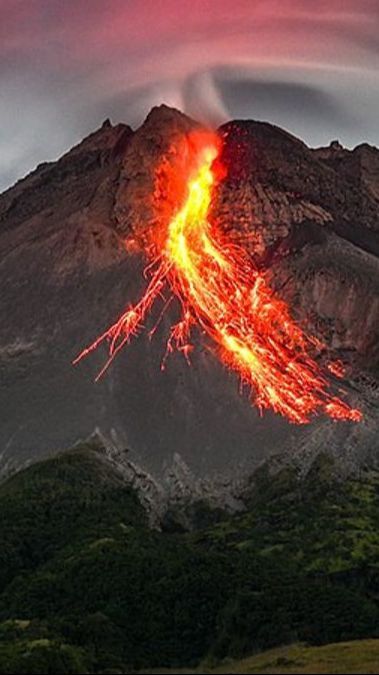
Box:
74 132 362 424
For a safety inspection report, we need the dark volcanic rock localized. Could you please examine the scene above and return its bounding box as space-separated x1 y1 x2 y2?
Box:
215 121 379 261
213 121 379 368
114 104 201 244
0 107 378 486
313 139 379 204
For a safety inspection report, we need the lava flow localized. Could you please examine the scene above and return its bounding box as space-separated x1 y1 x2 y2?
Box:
74 131 362 424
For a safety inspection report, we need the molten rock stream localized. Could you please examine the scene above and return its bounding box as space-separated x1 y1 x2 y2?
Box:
74 132 361 424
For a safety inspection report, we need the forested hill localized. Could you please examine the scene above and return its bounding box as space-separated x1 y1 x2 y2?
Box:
0 440 379 673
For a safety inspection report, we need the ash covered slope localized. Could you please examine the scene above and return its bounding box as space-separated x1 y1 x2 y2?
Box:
0 105 378 481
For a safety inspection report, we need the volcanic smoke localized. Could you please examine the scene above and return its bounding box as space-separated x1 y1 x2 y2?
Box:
74 131 361 424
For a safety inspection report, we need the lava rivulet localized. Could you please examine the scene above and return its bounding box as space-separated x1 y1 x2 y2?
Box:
74 132 362 424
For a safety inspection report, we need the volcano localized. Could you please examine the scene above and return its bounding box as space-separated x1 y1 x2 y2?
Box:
0 106 378 484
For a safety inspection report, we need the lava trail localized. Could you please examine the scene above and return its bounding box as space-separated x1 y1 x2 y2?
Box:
74 132 361 424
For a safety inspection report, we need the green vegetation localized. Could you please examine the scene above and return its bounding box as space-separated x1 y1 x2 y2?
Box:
141 639 379 673
0 444 379 673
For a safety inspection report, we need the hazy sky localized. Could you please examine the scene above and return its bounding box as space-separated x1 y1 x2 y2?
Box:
1 0 378 192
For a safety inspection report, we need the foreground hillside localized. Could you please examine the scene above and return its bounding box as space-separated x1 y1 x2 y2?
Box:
1 441 379 673
143 640 379 673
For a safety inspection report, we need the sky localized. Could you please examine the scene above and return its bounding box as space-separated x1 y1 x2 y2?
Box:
1 0 379 192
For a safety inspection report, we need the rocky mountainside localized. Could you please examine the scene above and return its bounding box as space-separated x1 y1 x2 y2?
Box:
0 105 378 486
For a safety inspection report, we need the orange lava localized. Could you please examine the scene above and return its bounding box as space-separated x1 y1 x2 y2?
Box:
74 132 362 424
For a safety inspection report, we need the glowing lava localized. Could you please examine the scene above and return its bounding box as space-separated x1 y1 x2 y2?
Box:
74 132 361 424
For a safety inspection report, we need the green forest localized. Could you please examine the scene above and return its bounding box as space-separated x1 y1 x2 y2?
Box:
0 442 379 673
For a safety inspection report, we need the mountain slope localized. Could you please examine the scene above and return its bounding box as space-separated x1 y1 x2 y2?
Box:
0 105 378 481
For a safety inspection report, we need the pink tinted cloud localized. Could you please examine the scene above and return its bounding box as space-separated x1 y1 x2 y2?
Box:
1 0 378 70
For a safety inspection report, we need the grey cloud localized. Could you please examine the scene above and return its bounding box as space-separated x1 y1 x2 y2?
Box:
215 76 354 139
210 65 379 149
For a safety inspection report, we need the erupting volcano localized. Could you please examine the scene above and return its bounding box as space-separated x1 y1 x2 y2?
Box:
74 131 361 425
